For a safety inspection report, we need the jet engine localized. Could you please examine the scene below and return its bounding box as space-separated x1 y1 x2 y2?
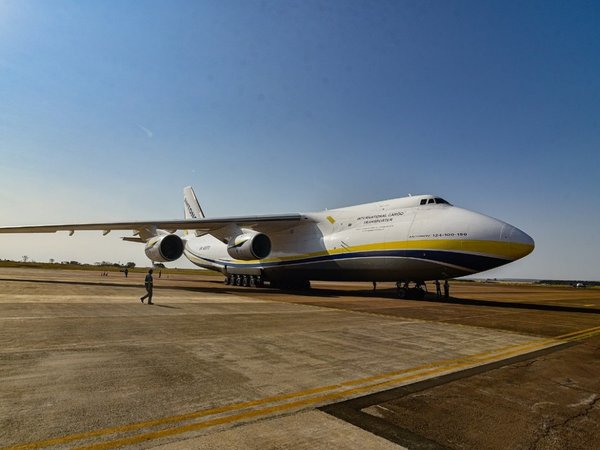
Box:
227 232 271 260
144 234 184 262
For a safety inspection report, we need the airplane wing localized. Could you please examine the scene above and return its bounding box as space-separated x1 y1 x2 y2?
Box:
0 213 313 237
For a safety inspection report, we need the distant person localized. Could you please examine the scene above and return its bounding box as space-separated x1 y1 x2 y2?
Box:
372 281 377 291
124 268 129 278
159 270 162 279
415 281 427 298
443 280 450 299
140 269 154 304
435 280 441 298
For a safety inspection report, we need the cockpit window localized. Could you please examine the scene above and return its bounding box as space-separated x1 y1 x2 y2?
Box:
420 197 452 206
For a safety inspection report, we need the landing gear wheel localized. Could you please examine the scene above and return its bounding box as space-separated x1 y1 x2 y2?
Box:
224 276 230 285
299 280 311 290
235 275 242 286
396 281 407 299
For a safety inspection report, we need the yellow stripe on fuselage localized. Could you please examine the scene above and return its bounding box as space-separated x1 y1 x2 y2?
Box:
227 239 532 265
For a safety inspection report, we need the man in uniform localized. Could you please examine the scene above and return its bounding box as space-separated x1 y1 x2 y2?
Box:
140 269 154 304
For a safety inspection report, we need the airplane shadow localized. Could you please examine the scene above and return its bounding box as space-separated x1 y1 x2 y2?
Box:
1 277 598 315
170 284 340 299
420 296 600 314
190 281 600 314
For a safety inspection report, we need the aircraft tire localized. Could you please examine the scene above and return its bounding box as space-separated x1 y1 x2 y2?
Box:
224 276 230 285
299 280 311 290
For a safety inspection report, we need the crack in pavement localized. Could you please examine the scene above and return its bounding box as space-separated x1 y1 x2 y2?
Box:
529 394 599 450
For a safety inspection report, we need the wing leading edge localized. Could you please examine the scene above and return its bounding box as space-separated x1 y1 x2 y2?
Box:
0 214 311 235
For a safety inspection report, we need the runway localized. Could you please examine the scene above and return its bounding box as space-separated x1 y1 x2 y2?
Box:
1 268 599 449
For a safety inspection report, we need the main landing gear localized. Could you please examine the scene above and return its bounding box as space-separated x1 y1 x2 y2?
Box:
224 274 264 288
224 274 311 291
396 281 427 299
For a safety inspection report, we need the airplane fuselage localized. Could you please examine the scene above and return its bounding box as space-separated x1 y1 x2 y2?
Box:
182 195 534 283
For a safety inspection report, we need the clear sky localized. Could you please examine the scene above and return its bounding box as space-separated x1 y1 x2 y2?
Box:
0 0 598 280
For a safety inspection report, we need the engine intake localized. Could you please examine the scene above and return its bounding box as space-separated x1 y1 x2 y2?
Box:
227 232 271 260
144 234 184 262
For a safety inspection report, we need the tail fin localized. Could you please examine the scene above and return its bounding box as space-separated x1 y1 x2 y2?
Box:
183 186 205 219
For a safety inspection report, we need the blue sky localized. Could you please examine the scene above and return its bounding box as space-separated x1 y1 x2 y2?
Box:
0 0 598 280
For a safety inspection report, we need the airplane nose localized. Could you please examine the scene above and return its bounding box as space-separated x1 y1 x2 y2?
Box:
506 226 535 260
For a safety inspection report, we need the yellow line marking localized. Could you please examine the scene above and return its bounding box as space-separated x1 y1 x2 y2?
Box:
5 325 600 450
75 365 469 449
3 342 555 449
74 336 568 449
562 329 600 342
553 325 600 340
9 329 558 448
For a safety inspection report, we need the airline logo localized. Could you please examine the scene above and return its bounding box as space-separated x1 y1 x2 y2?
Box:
184 199 197 219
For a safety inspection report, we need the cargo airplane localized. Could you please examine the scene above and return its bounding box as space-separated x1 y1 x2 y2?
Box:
0 187 534 298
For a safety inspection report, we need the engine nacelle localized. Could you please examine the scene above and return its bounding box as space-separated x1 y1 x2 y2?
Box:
144 234 184 262
227 232 271 260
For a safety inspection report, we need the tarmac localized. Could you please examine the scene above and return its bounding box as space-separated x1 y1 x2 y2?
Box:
0 268 599 449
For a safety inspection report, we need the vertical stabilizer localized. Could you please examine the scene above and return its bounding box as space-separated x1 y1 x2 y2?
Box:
183 186 205 219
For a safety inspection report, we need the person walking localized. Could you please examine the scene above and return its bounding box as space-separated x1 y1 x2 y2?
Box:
140 269 154 304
